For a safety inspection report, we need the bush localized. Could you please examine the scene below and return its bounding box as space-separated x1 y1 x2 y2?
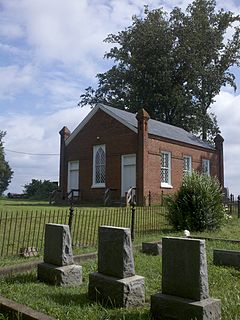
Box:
165 172 225 232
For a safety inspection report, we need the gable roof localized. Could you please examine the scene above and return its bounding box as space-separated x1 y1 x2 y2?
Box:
66 103 214 150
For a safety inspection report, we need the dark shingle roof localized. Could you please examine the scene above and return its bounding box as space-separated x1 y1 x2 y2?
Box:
100 104 214 150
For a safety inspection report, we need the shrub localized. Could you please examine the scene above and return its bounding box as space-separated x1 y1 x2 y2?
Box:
165 171 225 232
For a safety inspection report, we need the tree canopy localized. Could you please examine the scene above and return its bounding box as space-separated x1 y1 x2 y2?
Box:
79 0 240 141
0 131 13 195
23 179 58 200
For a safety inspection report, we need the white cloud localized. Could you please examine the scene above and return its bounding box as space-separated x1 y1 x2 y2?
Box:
0 64 34 100
212 91 240 196
0 42 25 55
0 106 91 193
0 22 24 39
42 76 82 106
0 0 162 72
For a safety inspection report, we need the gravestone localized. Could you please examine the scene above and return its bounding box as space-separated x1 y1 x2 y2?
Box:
142 241 162 256
37 223 82 286
213 249 240 269
88 226 145 307
151 237 221 320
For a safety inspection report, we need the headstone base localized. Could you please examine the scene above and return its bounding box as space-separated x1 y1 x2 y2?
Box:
88 272 145 307
151 293 221 320
37 262 82 286
142 241 162 255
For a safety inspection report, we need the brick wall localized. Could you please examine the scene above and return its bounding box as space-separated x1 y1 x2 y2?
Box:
60 108 221 205
62 109 137 203
146 136 219 203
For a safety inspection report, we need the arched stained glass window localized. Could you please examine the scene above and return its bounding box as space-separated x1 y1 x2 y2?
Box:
93 145 106 186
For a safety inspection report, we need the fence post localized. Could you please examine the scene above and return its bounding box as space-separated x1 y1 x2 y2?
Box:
148 191 151 207
238 195 240 218
229 193 234 214
130 202 136 242
68 205 74 231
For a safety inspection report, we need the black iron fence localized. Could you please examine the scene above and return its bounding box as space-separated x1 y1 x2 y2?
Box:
0 206 168 258
226 194 240 218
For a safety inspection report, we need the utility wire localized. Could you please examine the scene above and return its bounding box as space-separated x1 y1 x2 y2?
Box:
5 149 59 156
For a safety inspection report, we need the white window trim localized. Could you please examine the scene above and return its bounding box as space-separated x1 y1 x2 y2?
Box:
202 159 210 176
92 144 106 188
183 155 192 176
161 151 172 188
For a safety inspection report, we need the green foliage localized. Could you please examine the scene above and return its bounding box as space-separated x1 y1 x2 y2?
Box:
171 0 240 140
23 179 57 200
0 131 13 195
165 171 225 231
79 0 240 141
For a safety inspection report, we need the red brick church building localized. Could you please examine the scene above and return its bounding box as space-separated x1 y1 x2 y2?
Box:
58 104 224 205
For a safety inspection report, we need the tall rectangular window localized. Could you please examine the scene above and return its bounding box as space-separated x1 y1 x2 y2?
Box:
161 151 172 187
202 159 210 176
183 155 192 176
93 144 106 187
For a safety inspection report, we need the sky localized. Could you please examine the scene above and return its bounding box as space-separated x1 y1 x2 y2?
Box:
0 0 240 197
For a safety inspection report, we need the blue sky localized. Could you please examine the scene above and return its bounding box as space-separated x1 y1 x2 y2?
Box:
0 0 240 196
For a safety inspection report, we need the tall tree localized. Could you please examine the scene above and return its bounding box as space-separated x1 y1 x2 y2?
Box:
79 0 240 140
0 131 13 195
171 0 240 139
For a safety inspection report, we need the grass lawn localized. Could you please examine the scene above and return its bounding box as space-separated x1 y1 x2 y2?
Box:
0 239 240 320
0 198 240 319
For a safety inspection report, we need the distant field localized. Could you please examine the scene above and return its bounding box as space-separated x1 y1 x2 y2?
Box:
0 198 168 259
0 198 240 261
0 198 68 210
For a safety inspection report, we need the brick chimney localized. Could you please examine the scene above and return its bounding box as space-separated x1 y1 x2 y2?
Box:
59 126 71 193
136 109 150 206
214 134 224 188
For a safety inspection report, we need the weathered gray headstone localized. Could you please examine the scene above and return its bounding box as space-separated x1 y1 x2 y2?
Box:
142 241 162 256
98 226 135 278
162 237 209 300
151 237 221 320
38 223 82 286
213 249 240 269
88 226 145 307
44 223 74 266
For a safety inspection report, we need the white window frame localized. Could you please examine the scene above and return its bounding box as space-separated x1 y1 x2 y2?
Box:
202 159 210 176
183 155 192 176
92 144 106 188
161 151 172 188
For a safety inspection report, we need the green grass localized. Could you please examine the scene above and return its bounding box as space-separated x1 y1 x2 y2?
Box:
0 197 239 267
0 199 240 319
0 198 240 319
0 199 168 258
0 240 240 319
